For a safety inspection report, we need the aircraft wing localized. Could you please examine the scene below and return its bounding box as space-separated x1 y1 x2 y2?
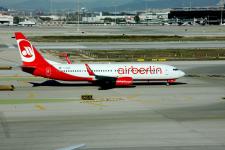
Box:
55 144 86 150
85 64 133 89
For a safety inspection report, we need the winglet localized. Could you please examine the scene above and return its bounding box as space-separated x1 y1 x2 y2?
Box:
15 32 27 40
55 144 86 150
65 53 72 64
85 64 95 76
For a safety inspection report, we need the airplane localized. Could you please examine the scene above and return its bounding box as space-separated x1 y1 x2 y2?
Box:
18 20 36 27
15 32 185 89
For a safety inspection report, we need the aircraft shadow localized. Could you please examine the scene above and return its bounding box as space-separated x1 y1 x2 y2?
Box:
29 80 95 87
134 82 187 86
29 80 136 90
29 80 186 89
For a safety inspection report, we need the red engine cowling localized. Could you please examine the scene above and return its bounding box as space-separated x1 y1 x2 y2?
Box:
115 77 133 87
167 79 176 83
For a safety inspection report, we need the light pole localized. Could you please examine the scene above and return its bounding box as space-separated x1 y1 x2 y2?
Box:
114 5 116 25
221 2 224 25
50 0 52 15
77 0 80 31
112 1 117 25
189 0 192 11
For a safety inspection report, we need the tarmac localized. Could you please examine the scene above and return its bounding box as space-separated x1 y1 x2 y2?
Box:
2 25 225 51
2 25 225 44
32 41 225 50
0 25 225 150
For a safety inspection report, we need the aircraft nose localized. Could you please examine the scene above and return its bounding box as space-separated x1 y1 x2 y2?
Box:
180 71 185 77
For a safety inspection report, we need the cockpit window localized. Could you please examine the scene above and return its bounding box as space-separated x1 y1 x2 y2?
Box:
173 68 179 71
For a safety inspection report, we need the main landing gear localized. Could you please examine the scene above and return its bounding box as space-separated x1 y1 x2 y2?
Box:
166 79 176 86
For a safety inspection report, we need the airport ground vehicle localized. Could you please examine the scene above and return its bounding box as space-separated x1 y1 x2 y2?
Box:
15 32 185 89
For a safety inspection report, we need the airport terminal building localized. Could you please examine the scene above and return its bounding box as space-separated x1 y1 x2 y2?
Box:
169 5 225 25
0 13 13 25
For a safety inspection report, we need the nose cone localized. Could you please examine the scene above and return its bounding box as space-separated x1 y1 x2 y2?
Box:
179 70 185 77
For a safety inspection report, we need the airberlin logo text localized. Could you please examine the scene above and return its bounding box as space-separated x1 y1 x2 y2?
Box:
117 66 163 75
18 39 35 62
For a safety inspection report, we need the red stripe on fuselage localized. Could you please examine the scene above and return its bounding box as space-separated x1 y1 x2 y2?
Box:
28 64 93 81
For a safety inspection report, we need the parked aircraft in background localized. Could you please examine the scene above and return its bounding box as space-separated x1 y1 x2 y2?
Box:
15 32 185 89
18 20 36 27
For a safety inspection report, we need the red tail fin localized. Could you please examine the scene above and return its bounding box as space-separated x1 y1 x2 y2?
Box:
15 32 47 67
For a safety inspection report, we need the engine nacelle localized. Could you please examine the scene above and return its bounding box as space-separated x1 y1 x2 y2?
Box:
115 77 133 87
167 79 176 83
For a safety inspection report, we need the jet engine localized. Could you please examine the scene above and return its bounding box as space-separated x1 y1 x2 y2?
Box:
115 77 133 87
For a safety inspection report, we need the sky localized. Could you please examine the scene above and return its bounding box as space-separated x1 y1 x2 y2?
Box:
0 0 222 11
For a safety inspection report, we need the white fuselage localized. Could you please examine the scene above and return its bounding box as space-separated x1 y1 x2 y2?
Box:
53 63 185 81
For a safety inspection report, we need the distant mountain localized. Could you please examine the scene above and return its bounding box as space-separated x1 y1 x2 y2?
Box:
0 6 8 11
2 0 221 11
6 0 132 11
95 0 220 11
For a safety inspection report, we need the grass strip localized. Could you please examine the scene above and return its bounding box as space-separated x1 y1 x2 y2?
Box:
0 99 75 104
42 48 225 62
81 49 225 61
